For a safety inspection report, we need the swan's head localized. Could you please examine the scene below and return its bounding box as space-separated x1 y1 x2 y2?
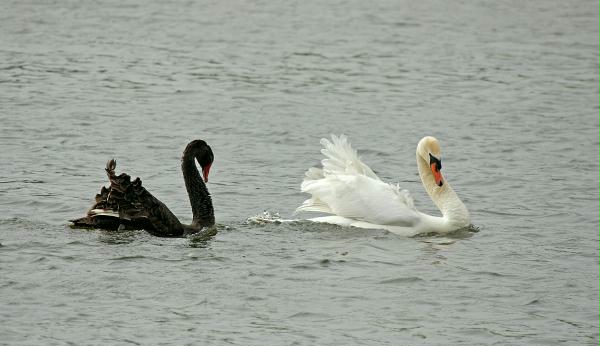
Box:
185 140 214 182
417 136 443 187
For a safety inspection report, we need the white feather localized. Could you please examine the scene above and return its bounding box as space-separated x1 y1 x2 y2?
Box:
296 134 417 226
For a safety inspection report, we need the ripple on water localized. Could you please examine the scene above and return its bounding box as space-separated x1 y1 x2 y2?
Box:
378 277 424 284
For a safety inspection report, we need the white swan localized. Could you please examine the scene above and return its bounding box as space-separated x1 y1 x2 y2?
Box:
296 135 470 236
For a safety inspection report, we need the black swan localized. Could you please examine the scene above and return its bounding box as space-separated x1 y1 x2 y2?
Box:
70 140 215 237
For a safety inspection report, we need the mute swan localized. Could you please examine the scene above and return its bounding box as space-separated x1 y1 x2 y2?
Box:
71 140 215 237
296 135 470 236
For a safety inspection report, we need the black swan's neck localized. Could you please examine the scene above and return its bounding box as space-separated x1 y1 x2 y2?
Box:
181 152 214 228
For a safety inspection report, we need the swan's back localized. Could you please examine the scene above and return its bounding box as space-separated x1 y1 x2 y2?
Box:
71 159 185 236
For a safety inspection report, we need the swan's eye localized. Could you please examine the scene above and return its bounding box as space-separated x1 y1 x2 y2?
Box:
429 153 442 171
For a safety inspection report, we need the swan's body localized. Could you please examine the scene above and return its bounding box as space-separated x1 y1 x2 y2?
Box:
296 135 470 236
70 140 215 237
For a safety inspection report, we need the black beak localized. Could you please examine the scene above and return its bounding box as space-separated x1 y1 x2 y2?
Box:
429 153 442 171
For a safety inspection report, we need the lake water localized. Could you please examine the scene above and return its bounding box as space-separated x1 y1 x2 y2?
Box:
1 0 598 345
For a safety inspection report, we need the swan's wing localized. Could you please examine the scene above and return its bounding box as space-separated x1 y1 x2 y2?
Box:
71 160 184 237
298 174 420 226
297 134 382 214
297 134 417 225
319 134 381 180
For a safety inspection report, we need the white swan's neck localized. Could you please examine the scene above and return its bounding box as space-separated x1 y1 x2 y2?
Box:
417 154 470 231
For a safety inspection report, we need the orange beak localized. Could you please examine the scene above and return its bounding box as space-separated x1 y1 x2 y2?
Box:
431 163 443 187
202 163 212 183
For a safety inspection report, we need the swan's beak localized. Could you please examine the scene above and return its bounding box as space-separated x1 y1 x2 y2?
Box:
202 163 212 183
429 154 443 187
431 163 443 187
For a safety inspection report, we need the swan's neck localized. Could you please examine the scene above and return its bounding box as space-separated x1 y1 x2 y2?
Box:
417 155 470 229
181 153 214 228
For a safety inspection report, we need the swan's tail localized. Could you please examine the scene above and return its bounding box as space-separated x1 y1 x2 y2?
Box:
296 164 331 214
295 197 332 214
69 160 143 230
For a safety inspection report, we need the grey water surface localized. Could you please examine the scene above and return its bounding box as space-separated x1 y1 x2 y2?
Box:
1 0 598 345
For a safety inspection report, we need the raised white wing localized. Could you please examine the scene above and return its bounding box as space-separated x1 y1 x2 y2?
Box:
296 134 419 226
320 134 380 180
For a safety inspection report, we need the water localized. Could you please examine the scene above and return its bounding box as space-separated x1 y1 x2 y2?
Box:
1 0 598 344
